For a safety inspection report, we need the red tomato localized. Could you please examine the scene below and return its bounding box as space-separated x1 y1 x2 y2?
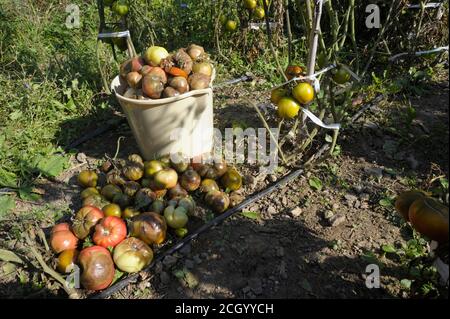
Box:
50 223 79 253
93 216 127 249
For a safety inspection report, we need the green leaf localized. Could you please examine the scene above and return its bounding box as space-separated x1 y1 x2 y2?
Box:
36 154 69 177
379 198 393 208
332 145 341 157
439 178 449 190
325 134 333 143
241 211 261 220
82 237 94 249
66 98 76 112
0 168 18 188
0 195 15 217
18 187 41 202
173 268 187 279
382 244 397 254
111 269 124 285
361 251 383 268
2 262 17 276
400 279 412 290
0 249 23 264
9 110 22 121
309 177 323 191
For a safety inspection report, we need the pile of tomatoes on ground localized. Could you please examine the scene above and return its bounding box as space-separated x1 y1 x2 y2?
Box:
48 154 244 291
120 44 214 100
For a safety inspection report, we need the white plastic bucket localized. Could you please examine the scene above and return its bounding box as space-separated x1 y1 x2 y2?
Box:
111 76 214 160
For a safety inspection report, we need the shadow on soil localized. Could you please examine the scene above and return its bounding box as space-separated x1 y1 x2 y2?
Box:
342 80 449 176
115 216 402 299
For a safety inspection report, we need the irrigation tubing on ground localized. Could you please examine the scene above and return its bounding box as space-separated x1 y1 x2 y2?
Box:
65 118 127 151
90 166 304 299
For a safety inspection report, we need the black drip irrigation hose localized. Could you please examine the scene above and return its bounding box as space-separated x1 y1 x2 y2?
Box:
65 118 126 151
91 166 304 299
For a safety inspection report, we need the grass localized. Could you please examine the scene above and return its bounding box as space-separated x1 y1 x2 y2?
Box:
0 1 115 196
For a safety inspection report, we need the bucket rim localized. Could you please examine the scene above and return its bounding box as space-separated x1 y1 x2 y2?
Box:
111 68 215 106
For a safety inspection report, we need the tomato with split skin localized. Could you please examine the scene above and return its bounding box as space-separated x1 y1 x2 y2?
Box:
72 205 104 240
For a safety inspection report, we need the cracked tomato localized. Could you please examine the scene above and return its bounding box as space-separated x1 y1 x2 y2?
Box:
72 206 104 240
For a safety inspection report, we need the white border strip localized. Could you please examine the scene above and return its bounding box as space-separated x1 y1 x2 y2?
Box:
98 30 131 39
389 46 449 61
302 109 341 130
407 2 443 9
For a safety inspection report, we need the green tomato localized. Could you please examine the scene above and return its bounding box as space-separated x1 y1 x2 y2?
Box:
113 238 153 273
163 206 188 229
225 20 238 32
244 0 257 9
317 53 328 69
254 6 265 19
333 67 351 84
112 0 129 16
219 14 227 25
175 228 188 238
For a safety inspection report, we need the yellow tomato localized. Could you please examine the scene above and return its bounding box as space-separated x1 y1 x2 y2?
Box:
244 0 257 9
270 88 287 104
277 97 301 119
254 7 265 19
57 249 79 273
225 20 238 31
292 82 314 105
